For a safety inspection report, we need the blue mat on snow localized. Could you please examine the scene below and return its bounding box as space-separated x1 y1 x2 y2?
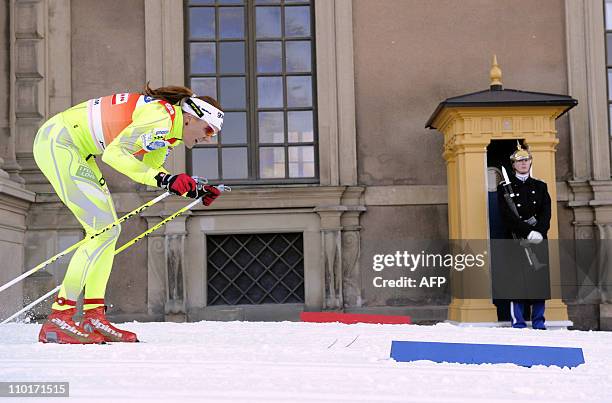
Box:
390 341 584 368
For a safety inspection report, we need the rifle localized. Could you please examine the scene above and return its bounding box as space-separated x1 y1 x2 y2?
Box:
500 166 546 271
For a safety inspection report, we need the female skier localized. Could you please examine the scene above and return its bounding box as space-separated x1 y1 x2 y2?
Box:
34 84 223 344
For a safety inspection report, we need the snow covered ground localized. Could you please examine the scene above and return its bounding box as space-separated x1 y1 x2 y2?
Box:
0 321 611 402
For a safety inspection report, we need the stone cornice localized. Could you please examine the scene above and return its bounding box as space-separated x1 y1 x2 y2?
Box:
0 178 35 212
567 179 612 207
364 183 570 206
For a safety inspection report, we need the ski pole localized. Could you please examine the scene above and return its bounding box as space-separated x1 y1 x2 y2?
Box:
0 191 171 295
114 184 231 254
1 185 230 324
1 286 60 324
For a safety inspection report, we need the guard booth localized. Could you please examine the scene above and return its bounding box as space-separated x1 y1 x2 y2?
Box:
426 56 577 324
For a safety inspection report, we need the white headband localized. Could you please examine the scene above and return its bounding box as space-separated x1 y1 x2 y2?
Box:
181 97 224 132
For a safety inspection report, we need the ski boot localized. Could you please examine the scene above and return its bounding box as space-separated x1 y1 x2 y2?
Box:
38 298 105 344
81 300 138 343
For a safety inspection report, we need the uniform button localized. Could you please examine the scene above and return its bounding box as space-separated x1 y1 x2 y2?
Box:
533 201 536 204
532 191 535 194
517 203 521 207
516 193 520 196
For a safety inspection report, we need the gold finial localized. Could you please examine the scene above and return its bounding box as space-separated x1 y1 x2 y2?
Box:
490 54 503 90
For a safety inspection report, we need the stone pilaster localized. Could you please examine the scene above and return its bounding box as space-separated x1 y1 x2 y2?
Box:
164 215 188 322
567 179 612 329
340 187 366 308
315 207 345 310
144 207 189 323
145 216 165 319
314 186 366 311
10 0 50 186
341 208 365 308
595 222 612 330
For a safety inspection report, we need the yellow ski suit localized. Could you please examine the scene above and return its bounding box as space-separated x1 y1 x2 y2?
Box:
33 93 184 310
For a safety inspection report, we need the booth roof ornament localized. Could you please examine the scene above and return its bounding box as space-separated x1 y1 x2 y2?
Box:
490 54 503 90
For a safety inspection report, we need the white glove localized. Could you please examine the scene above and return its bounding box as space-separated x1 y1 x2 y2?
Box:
527 231 543 244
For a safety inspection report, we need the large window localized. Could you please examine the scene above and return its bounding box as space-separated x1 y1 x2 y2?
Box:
606 0 612 133
185 0 318 184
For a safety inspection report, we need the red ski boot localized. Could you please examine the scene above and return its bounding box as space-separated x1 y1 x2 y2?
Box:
81 301 138 343
39 301 105 344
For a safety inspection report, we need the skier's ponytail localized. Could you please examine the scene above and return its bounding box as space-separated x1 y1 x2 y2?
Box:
143 82 193 105
142 82 222 112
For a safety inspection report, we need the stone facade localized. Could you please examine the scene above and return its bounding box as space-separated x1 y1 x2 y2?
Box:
0 0 610 329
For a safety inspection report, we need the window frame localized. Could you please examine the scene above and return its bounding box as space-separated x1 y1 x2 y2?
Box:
184 0 320 185
605 0 612 137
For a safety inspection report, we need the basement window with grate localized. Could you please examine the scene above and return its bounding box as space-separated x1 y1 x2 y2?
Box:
206 233 305 305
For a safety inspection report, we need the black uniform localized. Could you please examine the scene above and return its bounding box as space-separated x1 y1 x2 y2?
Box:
497 175 551 240
495 174 551 329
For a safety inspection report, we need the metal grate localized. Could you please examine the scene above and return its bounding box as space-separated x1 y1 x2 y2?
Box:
207 233 305 305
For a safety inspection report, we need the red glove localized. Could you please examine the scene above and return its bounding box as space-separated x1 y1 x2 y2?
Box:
201 185 221 206
155 173 196 196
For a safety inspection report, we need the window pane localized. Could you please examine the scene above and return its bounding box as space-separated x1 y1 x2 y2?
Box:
286 76 312 107
222 148 248 179
288 146 314 177
218 0 244 4
609 105 612 136
192 148 219 179
609 69 612 100
190 43 216 74
258 77 283 108
287 111 313 142
219 7 244 38
285 6 310 37
607 0 612 30
219 42 245 74
285 41 311 72
190 0 215 4
257 42 282 73
608 33 612 64
191 77 217 99
259 112 284 143
255 0 280 3
256 7 281 38
220 77 246 108
189 8 215 39
260 147 285 178
221 112 247 144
